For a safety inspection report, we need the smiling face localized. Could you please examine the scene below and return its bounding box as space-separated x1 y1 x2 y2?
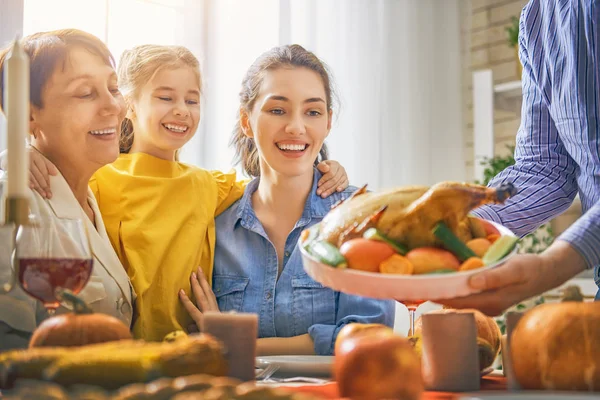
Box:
128 66 200 160
242 67 332 179
30 46 125 175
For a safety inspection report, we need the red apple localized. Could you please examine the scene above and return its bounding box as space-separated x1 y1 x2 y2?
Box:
335 335 423 400
334 323 394 356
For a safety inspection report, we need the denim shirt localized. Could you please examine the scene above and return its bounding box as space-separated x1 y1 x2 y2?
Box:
214 169 395 355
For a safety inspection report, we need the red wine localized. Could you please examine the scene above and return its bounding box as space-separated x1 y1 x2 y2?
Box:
18 258 93 309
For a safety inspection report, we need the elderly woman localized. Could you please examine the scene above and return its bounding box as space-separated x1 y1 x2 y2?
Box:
0 29 134 350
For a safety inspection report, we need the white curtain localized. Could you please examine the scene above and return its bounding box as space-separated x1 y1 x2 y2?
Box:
191 0 465 190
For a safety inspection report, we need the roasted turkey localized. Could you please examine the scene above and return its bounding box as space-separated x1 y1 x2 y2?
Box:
318 181 517 249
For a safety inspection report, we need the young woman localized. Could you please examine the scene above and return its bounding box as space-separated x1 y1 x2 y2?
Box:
181 45 395 356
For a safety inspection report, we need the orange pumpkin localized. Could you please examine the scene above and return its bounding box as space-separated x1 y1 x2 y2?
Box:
414 308 501 370
511 302 600 391
29 289 132 348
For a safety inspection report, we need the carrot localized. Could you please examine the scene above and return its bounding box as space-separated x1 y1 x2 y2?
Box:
466 238 492 257
379 254 415 275
459 257 485 272
486 234 501 244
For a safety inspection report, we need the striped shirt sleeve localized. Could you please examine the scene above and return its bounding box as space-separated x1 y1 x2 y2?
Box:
472 4 579 237
557 200 600 270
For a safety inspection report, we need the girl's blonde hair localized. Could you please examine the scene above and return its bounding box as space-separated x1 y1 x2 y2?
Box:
117 45 201 156
231 44 336 177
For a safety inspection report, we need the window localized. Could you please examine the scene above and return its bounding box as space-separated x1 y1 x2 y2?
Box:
24 0 107 41
23 0 187 62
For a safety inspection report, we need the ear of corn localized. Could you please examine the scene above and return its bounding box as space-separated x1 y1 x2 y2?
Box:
1 334 227 390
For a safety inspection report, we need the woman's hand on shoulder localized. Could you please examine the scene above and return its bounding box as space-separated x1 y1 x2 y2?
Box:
179 267 220 332
316 160 349 198
0 148 57 199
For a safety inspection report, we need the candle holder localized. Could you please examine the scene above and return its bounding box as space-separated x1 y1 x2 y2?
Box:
2 196 29 293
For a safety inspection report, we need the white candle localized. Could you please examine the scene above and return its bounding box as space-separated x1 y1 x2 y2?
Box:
3 38 29 199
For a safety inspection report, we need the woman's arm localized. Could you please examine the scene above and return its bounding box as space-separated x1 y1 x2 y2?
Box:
256 334 315 356
308 294 395 356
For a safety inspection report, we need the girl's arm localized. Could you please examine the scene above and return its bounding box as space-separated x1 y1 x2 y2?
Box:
1 151 349 203
0 148 58 199
212 160 350 216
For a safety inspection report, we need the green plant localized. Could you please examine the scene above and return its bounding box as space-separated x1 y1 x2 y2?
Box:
506 16 519 47
476 146 515 187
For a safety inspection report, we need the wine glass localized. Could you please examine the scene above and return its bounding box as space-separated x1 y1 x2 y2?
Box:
398 299 425 337
14 217 93 314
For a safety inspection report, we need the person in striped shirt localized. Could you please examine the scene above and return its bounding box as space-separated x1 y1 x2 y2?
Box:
444 0 600 315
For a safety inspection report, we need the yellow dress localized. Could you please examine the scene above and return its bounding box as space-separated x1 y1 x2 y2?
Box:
89 153 245 341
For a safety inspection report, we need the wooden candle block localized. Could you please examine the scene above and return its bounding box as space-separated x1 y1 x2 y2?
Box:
203 312 258 382
421 311 480 392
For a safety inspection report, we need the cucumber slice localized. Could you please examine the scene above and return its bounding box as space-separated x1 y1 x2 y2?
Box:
309 241 347 268
432 222 476 261
363 228 408 255
482 235 519 264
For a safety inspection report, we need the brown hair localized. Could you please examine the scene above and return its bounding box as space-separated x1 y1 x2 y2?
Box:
0 29 114 112
117 45 201 156
231 44 336 177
